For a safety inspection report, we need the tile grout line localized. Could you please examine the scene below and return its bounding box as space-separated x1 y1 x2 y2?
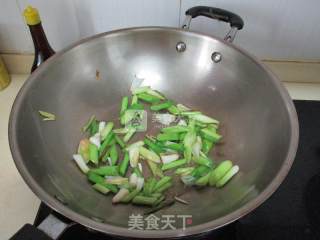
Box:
178 0 182 27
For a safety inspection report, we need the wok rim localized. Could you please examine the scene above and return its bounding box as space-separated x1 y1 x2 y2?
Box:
8 26 299 238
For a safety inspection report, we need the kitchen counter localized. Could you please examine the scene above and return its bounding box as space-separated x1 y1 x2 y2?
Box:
1 74 320 239
0 75 40 239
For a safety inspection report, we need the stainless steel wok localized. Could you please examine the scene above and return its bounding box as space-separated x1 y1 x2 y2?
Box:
9 6 299 239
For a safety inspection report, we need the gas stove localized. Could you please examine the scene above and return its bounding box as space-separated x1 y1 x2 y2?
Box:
11 100 320 240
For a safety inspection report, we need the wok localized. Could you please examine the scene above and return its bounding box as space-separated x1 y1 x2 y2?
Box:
9 6 299 239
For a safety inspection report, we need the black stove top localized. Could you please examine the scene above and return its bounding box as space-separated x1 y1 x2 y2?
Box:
13 100 320 240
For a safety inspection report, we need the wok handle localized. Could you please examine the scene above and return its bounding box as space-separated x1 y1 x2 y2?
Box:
182 6 244 42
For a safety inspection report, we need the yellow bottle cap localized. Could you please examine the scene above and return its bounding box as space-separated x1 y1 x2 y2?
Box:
23 5 41 25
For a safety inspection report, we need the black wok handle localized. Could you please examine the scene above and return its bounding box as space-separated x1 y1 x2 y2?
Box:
186 6 244 30
182 6 244 42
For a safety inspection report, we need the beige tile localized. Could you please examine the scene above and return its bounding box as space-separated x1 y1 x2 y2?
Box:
264 60 320 83
0 74 40 239
0 54 33 75
283 82 320 100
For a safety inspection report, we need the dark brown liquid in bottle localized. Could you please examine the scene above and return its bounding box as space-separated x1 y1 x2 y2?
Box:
28 23 55 72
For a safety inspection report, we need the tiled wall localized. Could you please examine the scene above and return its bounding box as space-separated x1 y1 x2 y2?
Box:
0 0 319 60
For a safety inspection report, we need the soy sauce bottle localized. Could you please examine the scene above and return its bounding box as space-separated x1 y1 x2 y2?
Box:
23 6 55 72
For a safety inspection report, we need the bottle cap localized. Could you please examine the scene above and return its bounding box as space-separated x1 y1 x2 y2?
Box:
23 5 41 25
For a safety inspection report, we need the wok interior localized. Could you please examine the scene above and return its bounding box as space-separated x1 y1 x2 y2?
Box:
14 29 293 229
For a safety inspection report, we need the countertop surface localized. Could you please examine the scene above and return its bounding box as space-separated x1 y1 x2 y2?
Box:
1 74 320 239
0 75 39 239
